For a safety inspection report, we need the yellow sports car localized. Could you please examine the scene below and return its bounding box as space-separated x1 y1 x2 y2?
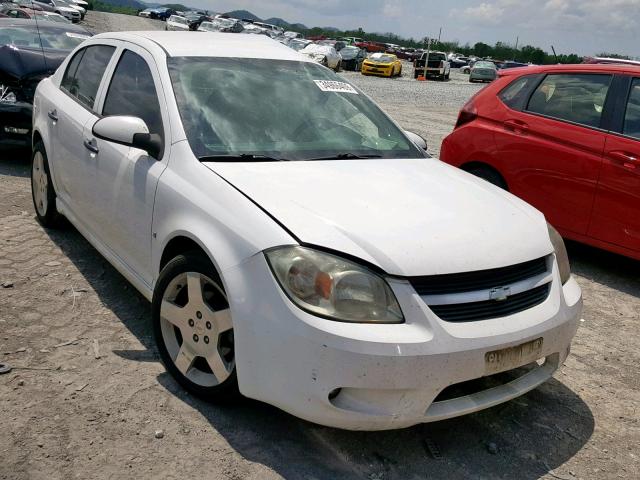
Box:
361 53 402 77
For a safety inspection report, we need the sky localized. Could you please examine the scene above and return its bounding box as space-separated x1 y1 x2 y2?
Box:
187 0 640 57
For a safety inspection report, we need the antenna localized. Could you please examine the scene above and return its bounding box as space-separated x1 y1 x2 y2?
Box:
29 0 49 72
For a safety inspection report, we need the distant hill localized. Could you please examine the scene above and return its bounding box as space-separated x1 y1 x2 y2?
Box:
225 9 261 21
264 17 308 30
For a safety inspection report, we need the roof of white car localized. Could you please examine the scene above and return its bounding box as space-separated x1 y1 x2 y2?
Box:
93 31 312 61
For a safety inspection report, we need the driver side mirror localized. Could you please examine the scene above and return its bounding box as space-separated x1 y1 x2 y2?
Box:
404 130 428 151
92 116 163 159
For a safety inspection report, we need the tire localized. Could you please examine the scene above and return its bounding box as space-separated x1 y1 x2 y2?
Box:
152 251 240 403
31 141 64 228
335 61 341 73
445 72 450 80
414 71 419 79
464 165 508 190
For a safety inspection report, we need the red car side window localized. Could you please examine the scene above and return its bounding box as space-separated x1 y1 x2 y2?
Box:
622 79 640 140
525 73 612 129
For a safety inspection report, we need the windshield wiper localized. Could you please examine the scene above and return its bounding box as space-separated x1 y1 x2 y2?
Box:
302 153 383 161
198 154 289 162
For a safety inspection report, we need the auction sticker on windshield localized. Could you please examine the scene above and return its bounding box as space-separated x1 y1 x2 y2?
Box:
313 80 358 94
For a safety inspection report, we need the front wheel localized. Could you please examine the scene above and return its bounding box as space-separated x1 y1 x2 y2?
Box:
31 141 64 228
152 251 239 402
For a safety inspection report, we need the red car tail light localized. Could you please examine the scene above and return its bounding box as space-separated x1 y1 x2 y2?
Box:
455 101 477 129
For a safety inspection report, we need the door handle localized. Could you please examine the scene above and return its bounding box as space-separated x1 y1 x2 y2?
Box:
47 110 58 121
503 119 529 134
83 138 99 154
609 150 638 169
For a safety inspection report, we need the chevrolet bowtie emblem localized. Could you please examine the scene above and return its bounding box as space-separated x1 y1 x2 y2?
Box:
489 286 511 301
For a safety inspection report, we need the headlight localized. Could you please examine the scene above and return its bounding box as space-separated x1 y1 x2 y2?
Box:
265 246 404 323
0 85 17 104
548 223 571 284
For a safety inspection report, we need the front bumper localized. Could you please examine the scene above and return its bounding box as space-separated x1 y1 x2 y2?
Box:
0 102 32 149
362 64 393 77
225 253 582 430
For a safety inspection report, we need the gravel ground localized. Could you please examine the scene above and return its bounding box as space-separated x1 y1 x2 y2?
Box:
0 11 639 480
81 10 167 34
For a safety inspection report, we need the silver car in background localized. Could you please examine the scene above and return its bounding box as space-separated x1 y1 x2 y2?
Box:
469 60 497 82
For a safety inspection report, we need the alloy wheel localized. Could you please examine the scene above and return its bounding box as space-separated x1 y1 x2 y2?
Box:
32 151 48 217
159 272 234 387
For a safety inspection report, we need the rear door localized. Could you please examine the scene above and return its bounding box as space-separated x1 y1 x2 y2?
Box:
588 76 640 255
49 44 115 223
490 72 612 235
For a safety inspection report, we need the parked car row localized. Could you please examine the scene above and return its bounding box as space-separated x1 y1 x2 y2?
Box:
0 18 91 150
1 0 85 22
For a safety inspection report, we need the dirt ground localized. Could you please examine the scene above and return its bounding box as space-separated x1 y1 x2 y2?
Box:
1 12 639 480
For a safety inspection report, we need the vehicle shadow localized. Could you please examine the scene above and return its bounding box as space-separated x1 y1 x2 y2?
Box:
156 372 593 480
567 240 640 299
42 222 595 480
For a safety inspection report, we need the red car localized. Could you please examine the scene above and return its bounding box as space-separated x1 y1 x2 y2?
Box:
441 64 640 261
354 40 385 53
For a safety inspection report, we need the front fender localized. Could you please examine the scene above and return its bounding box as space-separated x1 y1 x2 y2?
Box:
151 141 295 289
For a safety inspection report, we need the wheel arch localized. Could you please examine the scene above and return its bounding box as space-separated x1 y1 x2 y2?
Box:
160 234 212 272
460 161 509 190
32 129 43 150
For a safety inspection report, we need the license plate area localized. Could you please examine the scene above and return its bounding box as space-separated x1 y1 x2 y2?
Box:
485 337 543 375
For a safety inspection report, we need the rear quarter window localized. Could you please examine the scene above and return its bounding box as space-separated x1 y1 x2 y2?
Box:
498 74 540 110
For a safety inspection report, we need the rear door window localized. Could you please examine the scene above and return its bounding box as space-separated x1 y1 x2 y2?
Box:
61 45 115 110
622 78 640 140
525 73 612 128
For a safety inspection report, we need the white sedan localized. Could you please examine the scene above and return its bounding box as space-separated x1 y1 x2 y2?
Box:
31 32 582 431
166 15 190 31
299 43 342 71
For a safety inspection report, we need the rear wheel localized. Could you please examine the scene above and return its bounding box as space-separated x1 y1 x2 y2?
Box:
152 251 239 402
31 141 64 228
464 165 508 190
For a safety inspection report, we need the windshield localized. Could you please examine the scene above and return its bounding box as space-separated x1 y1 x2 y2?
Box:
370 54 395 63
289 40 308 51
168 58 422 160
340 47 359 58
475 61 496 69
0 26 88 50
426 53 446 61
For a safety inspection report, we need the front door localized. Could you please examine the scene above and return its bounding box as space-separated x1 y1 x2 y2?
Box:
588 77 640 255
85 45 169 286
491 72 612 235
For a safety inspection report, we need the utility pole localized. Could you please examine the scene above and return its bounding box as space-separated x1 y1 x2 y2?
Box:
438 27 442 43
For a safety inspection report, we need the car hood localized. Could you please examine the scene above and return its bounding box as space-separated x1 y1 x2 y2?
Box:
0 45 66 81
205 158 552 276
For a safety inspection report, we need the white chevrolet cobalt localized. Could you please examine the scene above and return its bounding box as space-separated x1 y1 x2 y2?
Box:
31 32 582 430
